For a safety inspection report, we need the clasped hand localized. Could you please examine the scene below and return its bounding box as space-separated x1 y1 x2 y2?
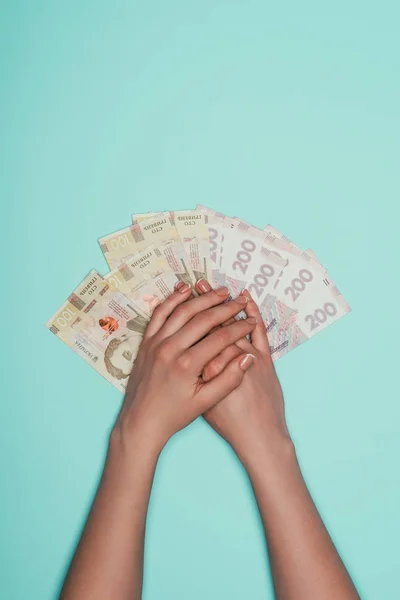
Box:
114 280 288 463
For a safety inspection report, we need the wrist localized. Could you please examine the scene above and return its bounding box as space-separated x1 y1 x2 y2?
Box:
238 430 297 477
109 420 162 470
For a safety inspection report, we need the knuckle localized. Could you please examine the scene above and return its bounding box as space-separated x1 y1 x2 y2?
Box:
155 341 172 363
177 353 192 372
173 304 191 321
188 311 207 331
204 359 222 379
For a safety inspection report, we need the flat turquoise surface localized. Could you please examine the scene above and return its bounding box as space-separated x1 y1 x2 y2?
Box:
2 2 399 598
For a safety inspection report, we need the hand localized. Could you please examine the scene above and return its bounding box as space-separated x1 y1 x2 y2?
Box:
112 282 258 456
195 280 292 468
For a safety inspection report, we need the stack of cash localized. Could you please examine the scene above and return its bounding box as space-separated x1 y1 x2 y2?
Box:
47 206 351 392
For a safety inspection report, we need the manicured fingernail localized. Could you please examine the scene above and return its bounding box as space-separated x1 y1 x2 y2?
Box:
178 283 191 294
246 317 257 324
197 278 212 293
215 286 229 296
175 281 186 291
239 353 255 371
235 295 248 305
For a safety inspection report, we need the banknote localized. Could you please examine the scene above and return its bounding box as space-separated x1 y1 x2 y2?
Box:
100 213 178 267
131 211 197 288
304 248 327 272
49 205 352 387
267 287 350 361
263 225 327 283
267 257 351 355
47 271 148 392
208 219 224 287
221 218 267 297
195 204 231 287
263 224 302 252
245 246 287 306
100 214 195 285
259 295 296 332
103 245 179 317
131 211 158 223
120 274 179 318
268 320 309 361
170 210 212 282
193 208 224 287
104 244 173 291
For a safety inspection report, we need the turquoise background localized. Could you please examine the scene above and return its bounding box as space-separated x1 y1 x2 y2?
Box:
2 1 399 598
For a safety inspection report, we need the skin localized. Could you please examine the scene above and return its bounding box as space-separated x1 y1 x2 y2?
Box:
60 283 256 600
196 279 360 600
60 280 360 600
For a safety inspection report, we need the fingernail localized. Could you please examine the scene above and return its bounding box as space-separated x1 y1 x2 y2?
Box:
197 278 212 293
241 288 252 300
235 295 248 305
246 317 257 324
215 286 230 296
239 353 255 371
175 281 186 291
178 283 191 294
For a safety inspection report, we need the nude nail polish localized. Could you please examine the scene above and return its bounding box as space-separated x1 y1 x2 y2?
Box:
215 287 230 296
197 278 212 293
239 354 255 371
178 283 191 294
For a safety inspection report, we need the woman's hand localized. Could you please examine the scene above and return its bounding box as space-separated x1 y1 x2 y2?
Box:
195 280 360 600
195 280 292 467
112 282 257 456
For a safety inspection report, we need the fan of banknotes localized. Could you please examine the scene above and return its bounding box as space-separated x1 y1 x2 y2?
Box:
47 206 351 392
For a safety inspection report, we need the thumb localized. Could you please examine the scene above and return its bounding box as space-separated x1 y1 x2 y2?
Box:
196 353 255 412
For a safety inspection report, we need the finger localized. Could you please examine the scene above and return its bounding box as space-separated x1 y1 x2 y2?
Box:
196 278 212 294
202 344 242 382
197 285 236 336
168 296 249 351
143 282 192 339
242 289 271 355
195 353 255 412
196 280 237 328
202 335 256 381
155 287 231 341
183 317 257 373
207 314 237 336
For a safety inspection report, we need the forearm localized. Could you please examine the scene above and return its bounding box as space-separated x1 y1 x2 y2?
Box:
243 437 359 600
60 430 159 600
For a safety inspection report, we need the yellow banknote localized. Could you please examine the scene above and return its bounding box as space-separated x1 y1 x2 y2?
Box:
104 245 179 317
100 214 195 285
47 270 148 392
170 210 212 282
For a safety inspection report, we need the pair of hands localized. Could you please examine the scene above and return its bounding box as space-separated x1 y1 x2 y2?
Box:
114 280 290 465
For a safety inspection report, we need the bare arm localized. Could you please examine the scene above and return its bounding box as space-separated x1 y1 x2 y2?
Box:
60 284 256 600
197 280 360 600
60 435 158 600
244 437 359 600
